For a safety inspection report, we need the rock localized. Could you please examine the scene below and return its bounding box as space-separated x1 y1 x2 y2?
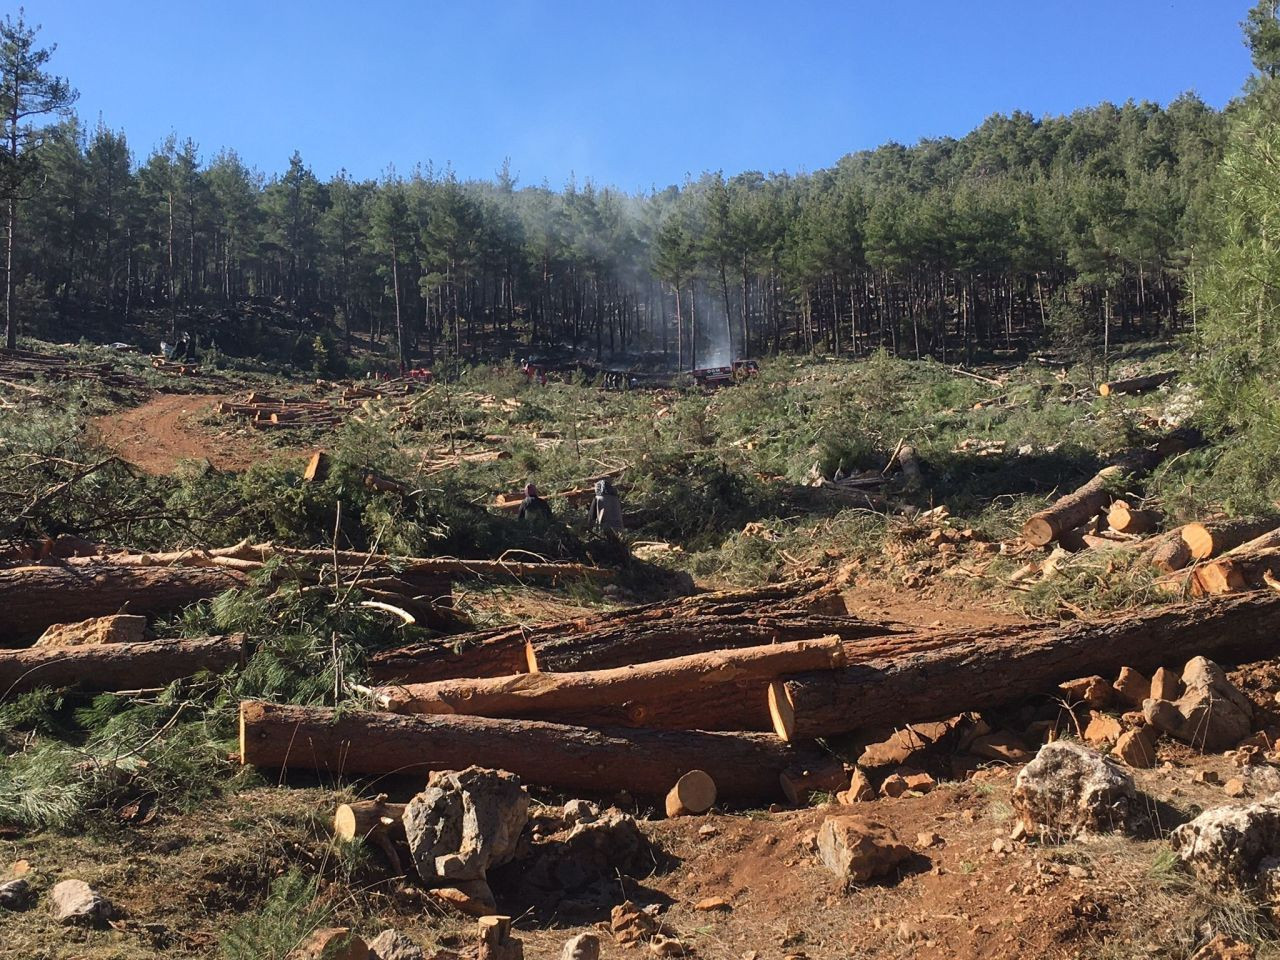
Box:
697 824 719 838
816 814 912 885
429 879 497 917
1150 666 1183 702
902 771 935 794
0 878 32 911
838 767 875 803
1059 675 1112 708
403 767 529 884
562 799 600 826
649 935 687 957
880 773 909 798
969 731 1032 763
1195 770 1222 785
35 613 147 647
1169 796 1280 889
50 879 113 925
1113 726 1158 768
369 929 425 960
1189 934 1256 960
1083 711 1124 747
1225 778 1249 799
881 769 935 798
560 934 601 960
513 811 654 915
695 896 731 911
291 928 368 960
916 831 943 847
857 718 963 767
1144 658 1253 752
1011 742 1136 840
610 901 670 945
1112 667 1152 707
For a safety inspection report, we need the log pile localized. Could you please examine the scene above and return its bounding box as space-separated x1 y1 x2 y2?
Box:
0 347 145 391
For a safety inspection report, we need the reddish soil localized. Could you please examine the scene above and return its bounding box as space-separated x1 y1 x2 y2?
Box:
92 393 297 475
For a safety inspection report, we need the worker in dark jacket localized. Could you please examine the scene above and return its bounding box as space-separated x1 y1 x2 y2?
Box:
517 482 552 522
588 478 624 533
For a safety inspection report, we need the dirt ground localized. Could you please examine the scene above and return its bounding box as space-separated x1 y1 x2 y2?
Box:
91 393 300 475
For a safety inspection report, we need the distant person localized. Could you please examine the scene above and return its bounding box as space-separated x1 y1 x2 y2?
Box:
517 482 553 523
588 478 624 533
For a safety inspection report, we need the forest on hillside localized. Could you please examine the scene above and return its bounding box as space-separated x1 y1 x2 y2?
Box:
0 21 1248 369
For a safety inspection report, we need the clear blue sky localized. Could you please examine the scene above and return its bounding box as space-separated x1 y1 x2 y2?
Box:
22 0 1255 191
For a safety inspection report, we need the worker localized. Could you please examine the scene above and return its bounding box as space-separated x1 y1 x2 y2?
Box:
588 477 624 533
517 482 553 523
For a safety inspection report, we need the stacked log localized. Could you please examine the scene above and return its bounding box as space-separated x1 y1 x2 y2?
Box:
0 347 145 390
0 635 246 696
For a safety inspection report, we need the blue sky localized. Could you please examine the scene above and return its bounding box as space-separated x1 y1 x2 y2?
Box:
23 0 1255 190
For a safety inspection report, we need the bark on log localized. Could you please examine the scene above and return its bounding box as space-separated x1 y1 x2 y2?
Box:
1147 528 1192 573
1097 371 1177 396
369 638 847 731
1182 520 1280 562
768 592 1280 741
0 564 246 643
1106 501 1160 535
239 701 820 801
333 799 406 842
0 635 246 697
1194 544 1280 596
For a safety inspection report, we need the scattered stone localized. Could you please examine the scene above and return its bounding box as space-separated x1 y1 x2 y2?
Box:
649 935 687 957
969 731 1032 763
1150 666 1183 702
816 814 912 885
290 928 369 960
1113 726 1159 768
50 879 113 925
369 929 425 960
1225 778 1249 799
429 880 497 918
902 771 936 794
1144 658 1253 752
1169 796 1280 889
562 799 600 826
697 824 719 839
1188 934 1256 960
838 767 876 804
880 773 909 798
0 878 32 911
916 832 943 847
1067 865 1091 880
1195 770 1222 785
559 933 601 960
1112 667 1152 707
1059 676 1112 708
610 901 670 945
403 767 529 884
1083 712 1124 747
1012 742 1136 840
35 613 147 647
695 896 731 911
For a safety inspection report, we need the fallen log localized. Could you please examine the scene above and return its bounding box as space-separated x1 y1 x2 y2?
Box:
0 564 247 643
1097 371 1177 397
1193 531 1280 596
1106 501 1160 535
768 592 1280 741
239 701 820 801
1181 519 1280 561
369 637 846 731
1147 528 1192 573
333 798 406 842
665 770 716 817
0 635 246 696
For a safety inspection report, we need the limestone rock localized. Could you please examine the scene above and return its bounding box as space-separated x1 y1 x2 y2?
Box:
816 814 912 885
403 767 529 884
1012 742 1136 840
50 879 113 925
369 929 425 960
1112 667 1152 707
1169 796 1280 889
1143 657 1253 752
35 614 147 647
560 933 601 960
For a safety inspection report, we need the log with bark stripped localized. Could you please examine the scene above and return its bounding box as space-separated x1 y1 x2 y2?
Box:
768 592 1280 741
369 637 846 731
0 635 246 696
238 701 820 801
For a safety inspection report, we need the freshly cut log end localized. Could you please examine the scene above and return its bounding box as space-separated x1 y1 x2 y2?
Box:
1097 370 1177 397
333 799 406 842
1106 501 1159 536
665 770 717 818
1020 516 1058 548
769 680 797 742
1183 519 1280 561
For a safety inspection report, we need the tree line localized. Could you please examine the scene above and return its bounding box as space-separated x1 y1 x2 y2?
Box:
0 11 1240 368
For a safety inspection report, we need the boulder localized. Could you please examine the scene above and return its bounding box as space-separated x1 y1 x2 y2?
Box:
49 879 113 925
403 767 529 884
35 613 147 647
1170 796 1280 889
429 879 497 918
1143 657 1253 752
816 814 912 885
0 877 32 911
1083 711 1124 747
1113 726 1159 769
1150 666 1183 702
837 767 875 804
560 933 601 960
1112 667 1152 707
369 929 425 960
1059 675 1112 708
562 799 600 827
1011 742 1136 840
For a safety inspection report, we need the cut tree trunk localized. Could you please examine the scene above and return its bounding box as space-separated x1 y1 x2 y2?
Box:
239 701 821 801
369 637 846 731
1097 371 1177 396
0 564 246 644
333 798 406 842
768 592 1280 741
1192 527 1280 595
1147 528 1192 573
1106 501 1160 535
1181 519 1280 561
0 635 245 696
665 770 716 817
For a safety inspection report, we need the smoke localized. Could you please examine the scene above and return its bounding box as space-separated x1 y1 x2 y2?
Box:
696 297 737 369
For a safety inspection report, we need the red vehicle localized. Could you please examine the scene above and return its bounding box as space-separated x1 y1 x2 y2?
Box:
691 365 734 388
407 366 433 381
